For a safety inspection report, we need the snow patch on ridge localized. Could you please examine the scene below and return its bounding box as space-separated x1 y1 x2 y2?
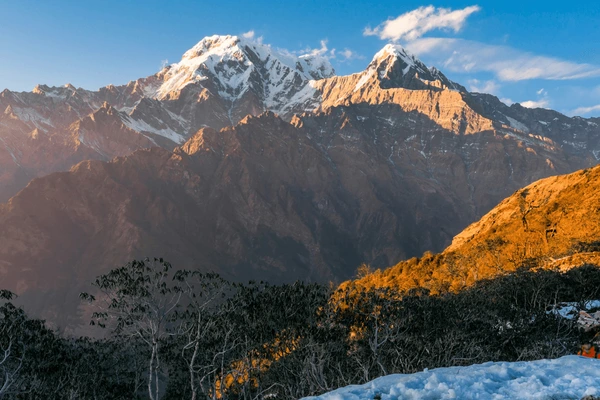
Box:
78 130 106 156
353 69 376 92
505 116 529 133
123 116 186 144
563 140 588 151
550 300 600 319
11 107 54 131
279 81 321 114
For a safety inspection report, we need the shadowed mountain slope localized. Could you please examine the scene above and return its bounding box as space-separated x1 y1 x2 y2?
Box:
0 105 593 329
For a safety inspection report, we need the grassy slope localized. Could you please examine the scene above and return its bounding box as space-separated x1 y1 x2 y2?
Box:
343 164 600 294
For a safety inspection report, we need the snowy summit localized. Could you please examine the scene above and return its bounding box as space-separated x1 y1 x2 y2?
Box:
154 34 335 111
360 43 464 92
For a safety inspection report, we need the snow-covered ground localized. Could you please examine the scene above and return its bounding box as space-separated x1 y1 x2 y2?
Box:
303 356 600 400
551 300 600 319
550 300 600 331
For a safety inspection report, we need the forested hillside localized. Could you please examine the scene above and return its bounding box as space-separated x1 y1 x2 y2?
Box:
1 259 599 399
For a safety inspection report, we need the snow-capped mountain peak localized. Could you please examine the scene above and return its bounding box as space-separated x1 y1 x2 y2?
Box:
370 44 422 69
31 83 78 99
180 34 242 61
179 34 334 80
154 34 335 113
366 43 464 91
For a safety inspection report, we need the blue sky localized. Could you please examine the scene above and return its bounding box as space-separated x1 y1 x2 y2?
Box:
1 0 600 116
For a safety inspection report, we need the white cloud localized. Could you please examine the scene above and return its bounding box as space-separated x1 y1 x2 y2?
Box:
241 30 263 44
339 48 364 61
364 5 481 42
160 59 169 69
571 104 600 116
519 88 551 109
520 99 550 109
500 98 514 106
293 40 335 58
309 40 330 57
293 40 361 62
468 79 500 95
406 38 600 81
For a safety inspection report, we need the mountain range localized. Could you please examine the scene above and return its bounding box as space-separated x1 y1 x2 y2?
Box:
1 34 600 329
3 35 599 202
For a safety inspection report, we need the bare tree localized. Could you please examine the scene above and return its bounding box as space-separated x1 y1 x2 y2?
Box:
81 258 186 400
0 291 24 398
175 271 239 400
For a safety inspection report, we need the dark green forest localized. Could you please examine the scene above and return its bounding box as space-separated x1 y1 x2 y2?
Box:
1 259 599 400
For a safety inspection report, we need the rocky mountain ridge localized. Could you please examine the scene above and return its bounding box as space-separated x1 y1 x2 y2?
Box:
0 35 335 201
2 35 600 203
344 163 600 294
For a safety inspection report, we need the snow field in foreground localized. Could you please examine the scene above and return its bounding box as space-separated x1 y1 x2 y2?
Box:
302 356 600 400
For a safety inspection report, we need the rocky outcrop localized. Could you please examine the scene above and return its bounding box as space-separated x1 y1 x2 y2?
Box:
345 163 600 294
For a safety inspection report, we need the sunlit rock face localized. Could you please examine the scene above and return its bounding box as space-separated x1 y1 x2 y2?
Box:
346 162 600 297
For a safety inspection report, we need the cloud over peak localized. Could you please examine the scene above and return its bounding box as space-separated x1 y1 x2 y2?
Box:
571 104 600 116
364 5 481 42
468 79 500 95
242 30 255 39
520 99 550 109
289 40 362 63
406 38 600 82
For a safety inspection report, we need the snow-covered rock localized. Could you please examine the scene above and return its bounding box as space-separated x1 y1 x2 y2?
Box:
153 34 335 115
363 44 465 92
550 300 600 331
